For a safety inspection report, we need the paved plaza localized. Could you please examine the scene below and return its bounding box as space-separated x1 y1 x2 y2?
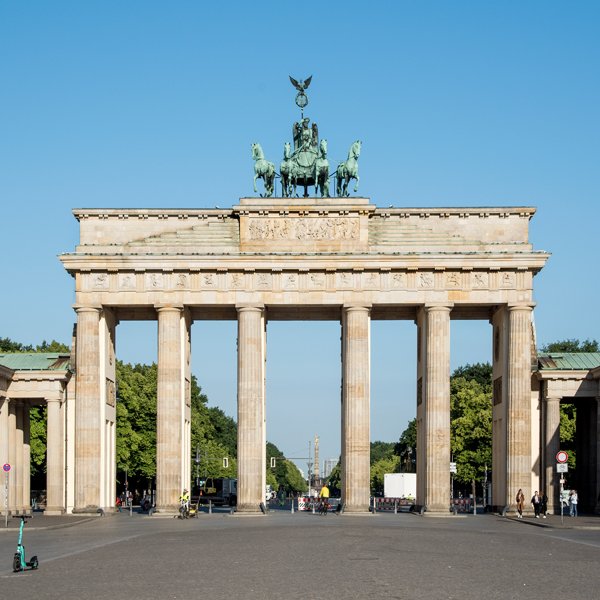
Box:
1 509 599 600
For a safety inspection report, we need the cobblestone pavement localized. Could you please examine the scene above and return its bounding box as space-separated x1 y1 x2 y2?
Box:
1 510 599 600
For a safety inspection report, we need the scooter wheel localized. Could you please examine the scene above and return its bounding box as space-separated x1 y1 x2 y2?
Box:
13 555 21 572
30 556 38 569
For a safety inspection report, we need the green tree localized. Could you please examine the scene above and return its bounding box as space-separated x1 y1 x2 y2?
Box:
539 338 599 353
370 455 402 493
0 337 70 353
450 377 492 484
29 406 47 477
394 418 417 471
266 442 307 492
451 362 493 390
370 440 395 465
326 463 341 493
207 406 237 457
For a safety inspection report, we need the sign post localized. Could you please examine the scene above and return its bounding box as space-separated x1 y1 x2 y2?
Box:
556 451 569 525
3 463 10 529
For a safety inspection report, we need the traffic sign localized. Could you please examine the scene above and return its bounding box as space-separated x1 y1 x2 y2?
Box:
450 462 457 473
2 464 9 472
560 479 566 484
557 463 568 473
557 451 568 463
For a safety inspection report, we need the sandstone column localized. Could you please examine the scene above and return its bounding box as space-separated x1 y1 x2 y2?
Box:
236 306 266 513
22 403 31 513
156 306 184 512
7 400 17 513
45 399 64 514
596 398 600 515
423 305 452 512
506 304 533 510
544 396 561 514
74 306 101 512
15 402 24 513
341 305 371 513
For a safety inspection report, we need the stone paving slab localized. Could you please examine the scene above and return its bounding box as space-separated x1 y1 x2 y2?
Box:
0 514 107 531
506 513 600 530
1 511 599 599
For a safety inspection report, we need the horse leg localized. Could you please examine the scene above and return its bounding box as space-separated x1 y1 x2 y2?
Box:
324 176 330 198
253 172 258 194
354 174 360 193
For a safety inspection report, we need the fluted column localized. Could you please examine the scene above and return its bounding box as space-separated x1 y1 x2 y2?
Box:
424 305 452 512
7 401 17 512
341 305 371 513
506 304 533 510
236 306 266 513
74 306 102 512
15 402 24 513
596 398 600 515
22 403 30 513
545 396 561 514
45 399 64 514
156 306 184 512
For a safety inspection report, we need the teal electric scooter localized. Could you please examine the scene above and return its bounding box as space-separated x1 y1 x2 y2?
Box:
12 515 38 572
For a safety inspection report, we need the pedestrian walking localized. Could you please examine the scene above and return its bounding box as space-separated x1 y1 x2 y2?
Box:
570 490 578 517
531 491 541 518
540 491 548 518
516 489 525 518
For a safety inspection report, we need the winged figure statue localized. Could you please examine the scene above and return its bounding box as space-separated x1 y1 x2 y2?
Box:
289 76 312 92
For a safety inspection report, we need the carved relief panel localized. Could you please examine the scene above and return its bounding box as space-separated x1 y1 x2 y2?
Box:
106 378 116 407
247 217 359 241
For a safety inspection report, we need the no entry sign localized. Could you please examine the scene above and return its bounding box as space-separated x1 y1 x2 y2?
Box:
557 451 568 463
2 464 10 472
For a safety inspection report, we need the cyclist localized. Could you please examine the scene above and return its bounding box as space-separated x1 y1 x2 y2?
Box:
319 484 330 515
179 489 190 516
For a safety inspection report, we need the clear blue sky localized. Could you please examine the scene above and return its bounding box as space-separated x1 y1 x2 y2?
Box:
1 1 598 468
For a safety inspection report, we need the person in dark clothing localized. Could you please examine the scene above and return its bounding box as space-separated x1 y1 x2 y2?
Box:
531 491 541 518
540 491 548 518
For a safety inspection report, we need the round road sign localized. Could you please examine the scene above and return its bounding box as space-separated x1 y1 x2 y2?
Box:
2 463 10 472
557 451 568 463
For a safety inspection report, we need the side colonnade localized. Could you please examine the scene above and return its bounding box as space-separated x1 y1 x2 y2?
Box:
72 300 535 515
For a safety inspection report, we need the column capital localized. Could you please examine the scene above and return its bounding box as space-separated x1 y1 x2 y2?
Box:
155 304 184 314
424 303 453 313
544 395 562 403
236 304 265 314
73 304 102 314
507 303 536 312
342 304 371 313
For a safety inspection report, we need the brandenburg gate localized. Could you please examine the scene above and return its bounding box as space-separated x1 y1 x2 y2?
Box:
59 198 549 514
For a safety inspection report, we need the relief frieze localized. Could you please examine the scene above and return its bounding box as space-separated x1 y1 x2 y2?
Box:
248 217 359 241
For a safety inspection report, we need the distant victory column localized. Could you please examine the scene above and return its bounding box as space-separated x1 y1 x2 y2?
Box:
314 437 320 477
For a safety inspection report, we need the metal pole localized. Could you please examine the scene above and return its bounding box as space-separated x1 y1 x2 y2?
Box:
205 446 208 479
5 472 8 528
394 498 397 514
209 499 212 515
560 468 564 525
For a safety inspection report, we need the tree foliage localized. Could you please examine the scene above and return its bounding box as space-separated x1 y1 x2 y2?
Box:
539 338 599 353
450 377 492 484
370 440 395 466
266 441 307 492
0 337 70 353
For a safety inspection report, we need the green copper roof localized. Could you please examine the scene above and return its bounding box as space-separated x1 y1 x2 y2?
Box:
537 353 600 371
0 353 71 371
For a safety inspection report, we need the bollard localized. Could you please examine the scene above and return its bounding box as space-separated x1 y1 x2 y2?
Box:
312 501 315 515
394 499 397 515
130 505 132 517
291 500 294 514
209 500 212 515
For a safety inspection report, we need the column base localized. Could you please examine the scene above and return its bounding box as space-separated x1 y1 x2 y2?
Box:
422 504 452 514
343 504 370 514
44 508 65 516
155 505 180 516
236 504 265 514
